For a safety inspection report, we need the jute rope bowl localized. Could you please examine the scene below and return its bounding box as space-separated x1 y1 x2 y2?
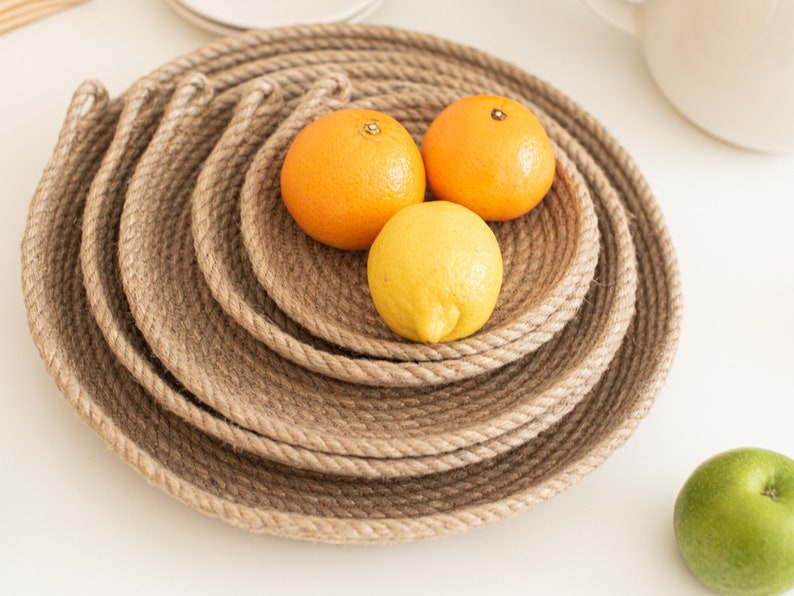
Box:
237 84 600 367
21 24 682 543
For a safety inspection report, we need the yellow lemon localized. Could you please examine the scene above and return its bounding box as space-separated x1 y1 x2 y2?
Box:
367 201 503 343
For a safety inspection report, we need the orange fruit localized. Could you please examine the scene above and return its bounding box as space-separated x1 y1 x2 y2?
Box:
279 108 426 250
421 94 556 221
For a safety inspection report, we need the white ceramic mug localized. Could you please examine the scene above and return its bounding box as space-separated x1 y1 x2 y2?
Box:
583 0 794 152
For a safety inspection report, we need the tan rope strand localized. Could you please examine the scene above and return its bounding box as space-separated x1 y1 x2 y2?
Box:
0 0 85 35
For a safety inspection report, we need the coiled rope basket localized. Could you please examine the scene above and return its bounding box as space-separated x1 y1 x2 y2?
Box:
21 24 682 544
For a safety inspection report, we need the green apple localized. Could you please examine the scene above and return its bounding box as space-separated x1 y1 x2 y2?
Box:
674 447 794 596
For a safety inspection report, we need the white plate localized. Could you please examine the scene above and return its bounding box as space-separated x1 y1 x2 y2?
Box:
169 0 381 32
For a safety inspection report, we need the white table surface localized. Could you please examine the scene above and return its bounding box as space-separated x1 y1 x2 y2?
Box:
2 1 793 595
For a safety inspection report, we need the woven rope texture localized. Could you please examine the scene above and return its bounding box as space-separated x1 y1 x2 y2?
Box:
21 24 682 544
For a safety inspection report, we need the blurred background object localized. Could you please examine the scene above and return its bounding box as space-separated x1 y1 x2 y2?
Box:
0 0 87 35
164 0 384 35
583 0 794 153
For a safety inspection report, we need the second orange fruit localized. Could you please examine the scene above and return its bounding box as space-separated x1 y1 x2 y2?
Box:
421 94 556 221
280 108 425 251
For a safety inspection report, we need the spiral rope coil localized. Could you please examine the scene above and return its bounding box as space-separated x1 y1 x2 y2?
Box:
21 24 682 543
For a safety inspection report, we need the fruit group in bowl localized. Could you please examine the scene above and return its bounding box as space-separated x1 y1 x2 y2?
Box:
278 95 556 343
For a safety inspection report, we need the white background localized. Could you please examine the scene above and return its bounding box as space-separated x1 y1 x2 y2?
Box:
2 1 793 594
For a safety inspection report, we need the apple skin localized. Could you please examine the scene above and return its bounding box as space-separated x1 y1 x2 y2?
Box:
674 447 794 596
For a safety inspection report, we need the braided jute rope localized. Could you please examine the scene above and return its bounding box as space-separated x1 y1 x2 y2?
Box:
21 24 682 543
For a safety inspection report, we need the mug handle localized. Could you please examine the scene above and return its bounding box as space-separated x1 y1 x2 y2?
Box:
582 0 641 37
